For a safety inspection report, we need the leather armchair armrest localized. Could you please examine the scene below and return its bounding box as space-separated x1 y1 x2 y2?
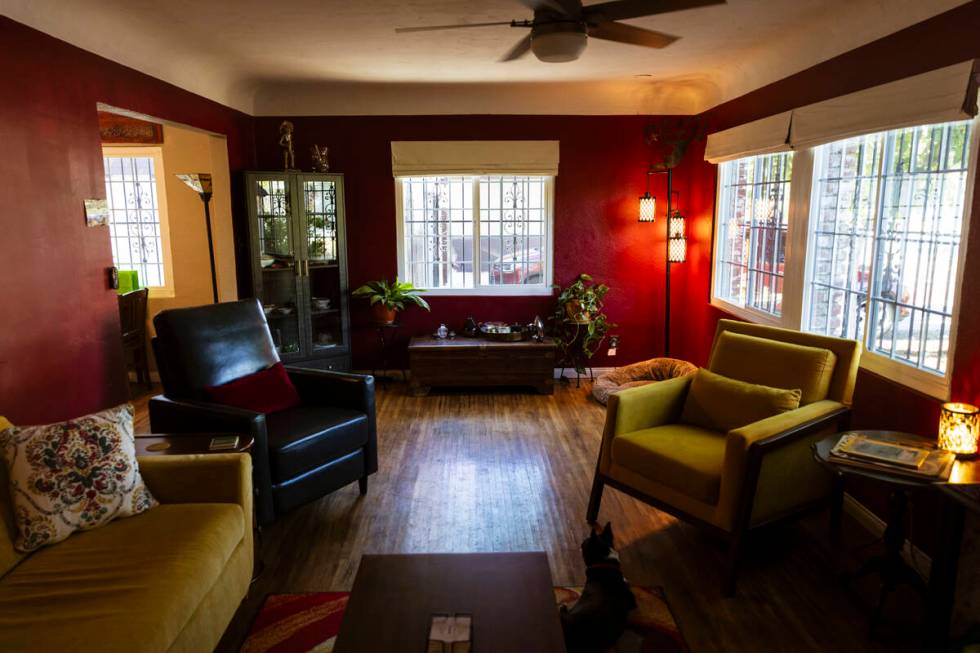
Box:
147 395 276 526
286 368 375 412
286 368 378 476
138 453 253 569
597 375 693 473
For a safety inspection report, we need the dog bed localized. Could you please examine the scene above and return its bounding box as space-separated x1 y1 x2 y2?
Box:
592 358 697 405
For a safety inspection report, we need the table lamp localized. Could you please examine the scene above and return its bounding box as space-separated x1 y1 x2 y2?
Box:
939 402 979 457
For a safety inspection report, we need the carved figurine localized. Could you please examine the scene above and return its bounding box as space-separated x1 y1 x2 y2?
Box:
310 144 330 172
278 120 299 171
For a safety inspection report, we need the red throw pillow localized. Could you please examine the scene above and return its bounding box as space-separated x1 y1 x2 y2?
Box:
205 362 301 414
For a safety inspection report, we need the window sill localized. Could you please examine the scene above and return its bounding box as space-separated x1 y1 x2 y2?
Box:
859 351 951 401
711 296 952 401
147 287 175 299
420 286 555 297
709 297 784 327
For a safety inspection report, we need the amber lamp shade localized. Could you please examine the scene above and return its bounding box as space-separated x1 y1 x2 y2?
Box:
939 402 979 457
638 193 656 223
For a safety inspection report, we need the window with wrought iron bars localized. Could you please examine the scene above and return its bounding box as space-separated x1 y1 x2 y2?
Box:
711 118 978 398
102 148 173 295
395 175 554 295
714 152 793 318
804 120 974 390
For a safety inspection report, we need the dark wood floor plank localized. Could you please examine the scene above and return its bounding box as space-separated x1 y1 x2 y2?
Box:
133 380 918 652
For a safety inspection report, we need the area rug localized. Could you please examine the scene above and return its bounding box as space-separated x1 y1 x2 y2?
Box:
241 586 688 653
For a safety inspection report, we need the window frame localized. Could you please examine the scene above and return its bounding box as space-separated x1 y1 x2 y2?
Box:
101 145 175 299
394 174 555 296
709 117 980 400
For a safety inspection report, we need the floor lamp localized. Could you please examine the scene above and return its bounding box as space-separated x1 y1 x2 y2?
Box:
175 173 219 304
639 167 685 356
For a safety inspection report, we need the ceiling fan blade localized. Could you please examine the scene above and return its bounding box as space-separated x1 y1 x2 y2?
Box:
588 21 678 48
499 34 533 62
519 0 583 16
584 0 725 23
395 21 514 33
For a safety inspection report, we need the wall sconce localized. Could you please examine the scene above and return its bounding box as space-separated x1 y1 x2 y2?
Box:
939 402 979 457
668 209 686 263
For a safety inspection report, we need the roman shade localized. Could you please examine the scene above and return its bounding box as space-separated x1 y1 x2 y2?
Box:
390 140 560 176
791 59 979 149
704 112 792 164
704 59 979 162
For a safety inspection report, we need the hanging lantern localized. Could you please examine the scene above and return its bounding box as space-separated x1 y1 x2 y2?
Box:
668 210 686 263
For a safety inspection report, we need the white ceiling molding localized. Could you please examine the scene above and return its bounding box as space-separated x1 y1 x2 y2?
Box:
2 0 971 116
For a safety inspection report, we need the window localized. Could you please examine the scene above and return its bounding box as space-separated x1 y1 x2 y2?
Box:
711 118 977 397
102 148 173 295
804 121 973 378
396 175 553 295
714 152 793 318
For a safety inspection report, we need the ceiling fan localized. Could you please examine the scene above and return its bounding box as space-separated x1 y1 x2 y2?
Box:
394 0 726 63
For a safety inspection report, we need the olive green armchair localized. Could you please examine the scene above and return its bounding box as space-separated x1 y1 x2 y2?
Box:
587 319 862 594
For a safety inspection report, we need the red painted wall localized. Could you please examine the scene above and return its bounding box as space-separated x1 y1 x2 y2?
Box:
0 17 255 424
252 115 706 370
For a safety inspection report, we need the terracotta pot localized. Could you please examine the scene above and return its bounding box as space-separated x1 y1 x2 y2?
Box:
372 303 398 324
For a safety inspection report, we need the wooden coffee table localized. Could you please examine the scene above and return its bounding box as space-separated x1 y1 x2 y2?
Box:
333 552 565 652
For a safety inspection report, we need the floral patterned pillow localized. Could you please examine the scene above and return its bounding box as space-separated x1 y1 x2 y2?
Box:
0 404 157 552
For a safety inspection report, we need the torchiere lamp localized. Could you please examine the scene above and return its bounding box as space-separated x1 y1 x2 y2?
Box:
175 173 219 304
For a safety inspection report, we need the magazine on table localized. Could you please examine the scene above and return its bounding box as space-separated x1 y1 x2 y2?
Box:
830 432 955 481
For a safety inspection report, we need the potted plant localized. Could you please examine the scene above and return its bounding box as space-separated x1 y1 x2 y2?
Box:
551 273 614 373
352 278 430 324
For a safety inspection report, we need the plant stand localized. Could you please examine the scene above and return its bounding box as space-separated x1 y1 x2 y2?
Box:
554 320 601 387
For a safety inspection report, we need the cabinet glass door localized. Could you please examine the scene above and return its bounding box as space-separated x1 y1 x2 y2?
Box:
251 176 303 359
300 177 345 354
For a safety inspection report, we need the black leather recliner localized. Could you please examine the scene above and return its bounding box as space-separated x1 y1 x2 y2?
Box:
148 299 377 526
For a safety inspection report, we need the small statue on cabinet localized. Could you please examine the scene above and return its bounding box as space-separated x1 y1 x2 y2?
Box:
278 120 299 171
310 144 330 172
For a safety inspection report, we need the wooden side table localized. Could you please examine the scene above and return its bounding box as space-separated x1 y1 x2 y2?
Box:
812 430 980 651
135 432 254 456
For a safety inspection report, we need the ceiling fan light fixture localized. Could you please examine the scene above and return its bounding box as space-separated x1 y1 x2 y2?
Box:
530 26 587 62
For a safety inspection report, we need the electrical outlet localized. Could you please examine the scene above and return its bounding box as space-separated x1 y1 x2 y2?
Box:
608 347 617 356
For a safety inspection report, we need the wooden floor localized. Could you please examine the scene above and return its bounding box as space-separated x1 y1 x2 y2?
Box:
135 380 923 652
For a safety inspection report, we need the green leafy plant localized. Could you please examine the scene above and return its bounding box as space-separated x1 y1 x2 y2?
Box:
352 278 430 312
550 273 614 372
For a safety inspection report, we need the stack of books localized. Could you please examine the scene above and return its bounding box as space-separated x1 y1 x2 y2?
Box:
829 432 955 481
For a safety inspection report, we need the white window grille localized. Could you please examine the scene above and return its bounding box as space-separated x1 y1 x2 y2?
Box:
714 153 793 316
804 121 973 376
396 175 553 295
103 149 172 291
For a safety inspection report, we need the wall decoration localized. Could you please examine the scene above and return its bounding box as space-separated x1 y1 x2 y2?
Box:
279 120 299 171
83 198 108 226
311 144 330 172
98 112 163 144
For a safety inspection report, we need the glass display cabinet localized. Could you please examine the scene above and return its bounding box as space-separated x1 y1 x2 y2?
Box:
244 172 351 370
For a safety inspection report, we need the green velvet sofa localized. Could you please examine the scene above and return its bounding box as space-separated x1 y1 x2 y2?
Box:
587 319 862 594
0 453 253 652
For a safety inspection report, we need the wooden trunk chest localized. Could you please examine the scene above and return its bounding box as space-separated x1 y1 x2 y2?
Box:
408 336 556 395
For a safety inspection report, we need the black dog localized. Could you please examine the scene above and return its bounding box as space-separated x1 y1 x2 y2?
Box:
560 522 637 653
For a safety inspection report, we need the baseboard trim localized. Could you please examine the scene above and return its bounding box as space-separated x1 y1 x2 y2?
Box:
842 492 932 579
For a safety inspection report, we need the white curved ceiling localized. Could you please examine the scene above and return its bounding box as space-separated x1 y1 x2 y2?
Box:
1 0 969 115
